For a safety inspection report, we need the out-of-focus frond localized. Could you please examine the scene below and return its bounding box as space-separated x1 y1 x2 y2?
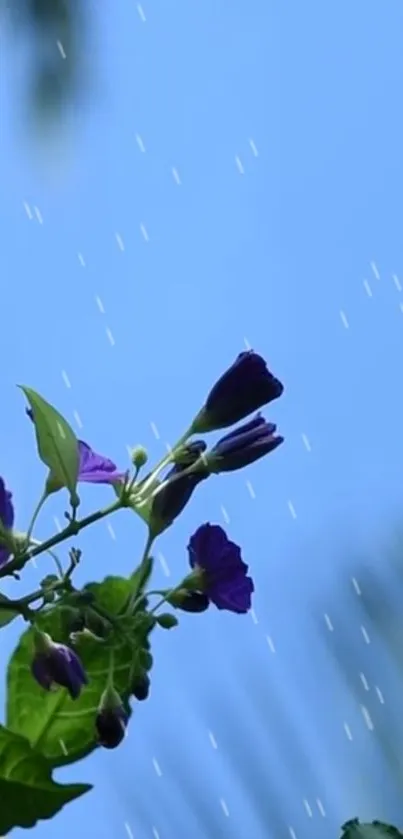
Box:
3 0 90 136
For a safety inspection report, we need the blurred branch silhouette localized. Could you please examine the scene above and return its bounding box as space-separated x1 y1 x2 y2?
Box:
318 528 403 809
5 0 88 135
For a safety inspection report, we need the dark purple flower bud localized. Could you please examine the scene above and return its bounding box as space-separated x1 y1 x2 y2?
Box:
26 409 125 485
96 686 128 749
131 672 150 701
149 442 208 534
32 631 88 699
187 523 254 614
207 414 283 473
168 590 210 613
0 478 14 566
192 351 284 433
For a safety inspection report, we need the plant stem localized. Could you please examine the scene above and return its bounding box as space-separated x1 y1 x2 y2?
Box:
25 492 48 544
149 583 184 615
29 540 64 578
136 426 194 498
130 531 154 581
0 497 124 579
127 531 155 614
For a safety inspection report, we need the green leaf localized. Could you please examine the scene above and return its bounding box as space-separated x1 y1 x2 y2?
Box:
138 649 153 671
84 575 136 614
341 821 403 839
0 594 19 628
21 386 80 506
6 576 147 767
0 724 91 834
156 613 178 630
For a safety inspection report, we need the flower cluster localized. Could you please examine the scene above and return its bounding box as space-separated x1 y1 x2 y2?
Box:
0 350 284 753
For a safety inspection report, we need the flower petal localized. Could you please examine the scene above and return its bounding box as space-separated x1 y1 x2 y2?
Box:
0 478 14 530
78 441 125 484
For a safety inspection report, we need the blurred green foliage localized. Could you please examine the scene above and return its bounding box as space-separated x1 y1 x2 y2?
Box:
5 0 88 133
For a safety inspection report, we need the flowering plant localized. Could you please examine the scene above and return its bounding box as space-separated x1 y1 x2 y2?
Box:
0 350 285 834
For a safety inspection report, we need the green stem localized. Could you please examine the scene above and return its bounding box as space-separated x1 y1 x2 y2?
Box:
149 583 184 615
0 578 67 621
130 531 155 581
127 531 155 614
136 426 194 498
26 492 48 544
0 497 124 579
29 540 64 578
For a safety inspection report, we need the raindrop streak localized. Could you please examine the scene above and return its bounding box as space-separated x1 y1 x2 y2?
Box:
24 201 33 219
235 156 244 174
95 295 105 314
393 273 402 292
61 370 71 389
266 635 276 652
220 799 230 817
288 500 297 519
371 261 380 280
137 3 146 21
344 723 353 740
140 224 149 242
150 422 160 440
106 328 115 346
208 730 218 749
340 310 349 329
152 758 162 777
115 233 125 251
158 552 170 577
246 480 256 498
73 410 83 429
57 40 66 59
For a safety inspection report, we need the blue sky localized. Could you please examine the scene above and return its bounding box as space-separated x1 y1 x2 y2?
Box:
2 0 403 836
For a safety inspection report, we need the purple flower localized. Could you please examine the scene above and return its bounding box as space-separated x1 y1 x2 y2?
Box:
192 351 284 433
207 414 283 473
187 523 254 614
0 478 14 566
77 441 125 484
149 442 208 534
96 705 129 749
32 633 88 699
26 409 125 485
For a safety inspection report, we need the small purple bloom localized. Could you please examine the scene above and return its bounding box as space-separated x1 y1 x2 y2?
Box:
96 705 129 749
192 351 284 433
26 409 125 486
0 478 14 566
208 414 283 473
187 523 254 614
77 441 125 485
32 634 88 699
149 442 208 534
